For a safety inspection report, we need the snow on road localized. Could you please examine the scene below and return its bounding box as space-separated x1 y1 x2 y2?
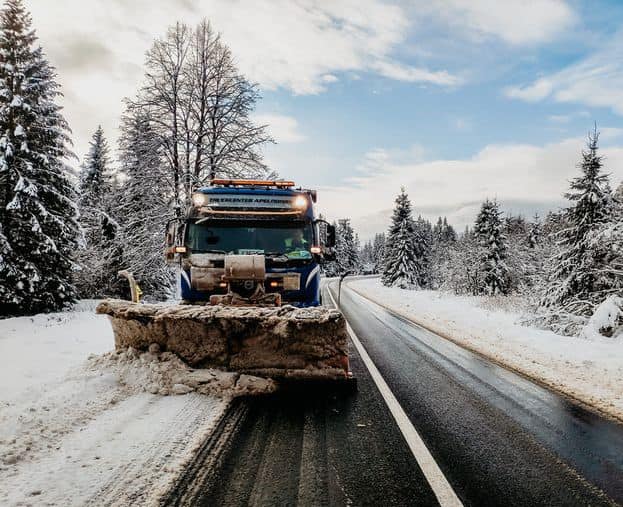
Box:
348 278 623 421
0 302 230 506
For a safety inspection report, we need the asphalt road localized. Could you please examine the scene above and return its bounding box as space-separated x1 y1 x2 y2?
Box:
165 281 623 506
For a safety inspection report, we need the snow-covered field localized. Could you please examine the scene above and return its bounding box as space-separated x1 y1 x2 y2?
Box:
0 302 230 506
348 278 623 421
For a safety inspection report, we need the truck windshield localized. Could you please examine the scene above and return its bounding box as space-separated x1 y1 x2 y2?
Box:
187 221 313 259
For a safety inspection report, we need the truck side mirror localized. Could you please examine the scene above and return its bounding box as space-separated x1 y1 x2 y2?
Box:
326 224 336 248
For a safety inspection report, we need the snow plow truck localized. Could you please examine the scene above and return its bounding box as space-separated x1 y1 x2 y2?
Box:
97 179 353 384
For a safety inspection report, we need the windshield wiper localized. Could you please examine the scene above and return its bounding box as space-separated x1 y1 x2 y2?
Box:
193 249 228 254
264 251 289 261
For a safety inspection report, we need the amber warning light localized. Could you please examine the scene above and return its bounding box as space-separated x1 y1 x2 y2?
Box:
210 179 295 188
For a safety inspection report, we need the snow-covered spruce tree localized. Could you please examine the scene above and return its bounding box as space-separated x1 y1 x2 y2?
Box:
0 0 80 316
516 213 549 297
433 217 443 244
335 218 360 275
430 216 458 289
587 188 623 304
528 213 540 249
501 213 528 294
582 189 623 325
75 126 122 297
372 232 385 273
382 188 419 288
474 199 509 295
116 110 174 299
360 238 374 271
539 128 617 332
414 215 432 288
442 217 457 243
441 230 486 295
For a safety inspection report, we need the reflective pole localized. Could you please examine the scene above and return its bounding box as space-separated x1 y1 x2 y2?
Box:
337 271 351 307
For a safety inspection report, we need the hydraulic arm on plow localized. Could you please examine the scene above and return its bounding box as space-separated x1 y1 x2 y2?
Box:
97 179 354 386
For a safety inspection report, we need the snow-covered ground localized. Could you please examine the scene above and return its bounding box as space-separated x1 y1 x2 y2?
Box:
348 278 623 421
0 302 232 506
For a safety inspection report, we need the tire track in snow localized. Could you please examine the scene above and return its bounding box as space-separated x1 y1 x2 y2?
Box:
1 393 228 507
85 393 229 506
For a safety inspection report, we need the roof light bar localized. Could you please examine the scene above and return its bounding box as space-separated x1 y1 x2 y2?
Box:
210 179 295 188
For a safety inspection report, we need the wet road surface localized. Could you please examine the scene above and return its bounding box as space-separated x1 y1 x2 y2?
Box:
165 281 623 506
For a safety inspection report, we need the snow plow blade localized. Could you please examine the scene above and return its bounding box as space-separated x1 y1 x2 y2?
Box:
96 300 352 382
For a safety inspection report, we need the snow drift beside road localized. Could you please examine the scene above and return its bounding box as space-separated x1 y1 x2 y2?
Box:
348 278 623 421
0 300 110 404
0 302 243 506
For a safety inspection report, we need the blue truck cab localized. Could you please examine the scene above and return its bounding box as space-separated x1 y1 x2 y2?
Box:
165 179 335 307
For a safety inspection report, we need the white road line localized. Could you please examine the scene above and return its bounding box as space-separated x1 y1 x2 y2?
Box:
327 284 463 507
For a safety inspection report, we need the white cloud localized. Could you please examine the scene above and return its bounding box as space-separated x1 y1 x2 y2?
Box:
254 114 306 144
548 114 571 123
27 0 459 161
506 32 623 115
316 137 623 239
547 111 590 123
370 60 462 86
599 127 623 140
426 0 575 45
505 78 554 102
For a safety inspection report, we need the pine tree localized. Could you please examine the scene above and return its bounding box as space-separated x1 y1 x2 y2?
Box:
433 217 444 244
414 215 432 288
474 199 509 295
116 110 174 299
372 232 385 273
382 188 419 288
442 217 457 243
540 128 616 324
504 214 527 236
430 216 458 289
0 0 79 315
360 239 374 271
587 189 623 302
335 218 360 275
442 232 486 295
75 126 122 297
528 213 540 249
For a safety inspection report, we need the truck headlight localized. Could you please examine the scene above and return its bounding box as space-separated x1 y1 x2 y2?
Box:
192 193 209 207
293 195 307 209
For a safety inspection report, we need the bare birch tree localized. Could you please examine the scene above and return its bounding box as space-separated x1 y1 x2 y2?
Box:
127 20 274 215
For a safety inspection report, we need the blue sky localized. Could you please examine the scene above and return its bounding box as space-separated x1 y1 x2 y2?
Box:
28 0 623 237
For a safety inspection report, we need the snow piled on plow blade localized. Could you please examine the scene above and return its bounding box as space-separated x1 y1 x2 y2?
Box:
96 300 349 381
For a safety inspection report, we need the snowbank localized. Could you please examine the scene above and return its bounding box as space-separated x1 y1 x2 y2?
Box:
0 302 240 506
580 295 623 341
0 299 110 404
348 278 623 420
86 346 277 397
